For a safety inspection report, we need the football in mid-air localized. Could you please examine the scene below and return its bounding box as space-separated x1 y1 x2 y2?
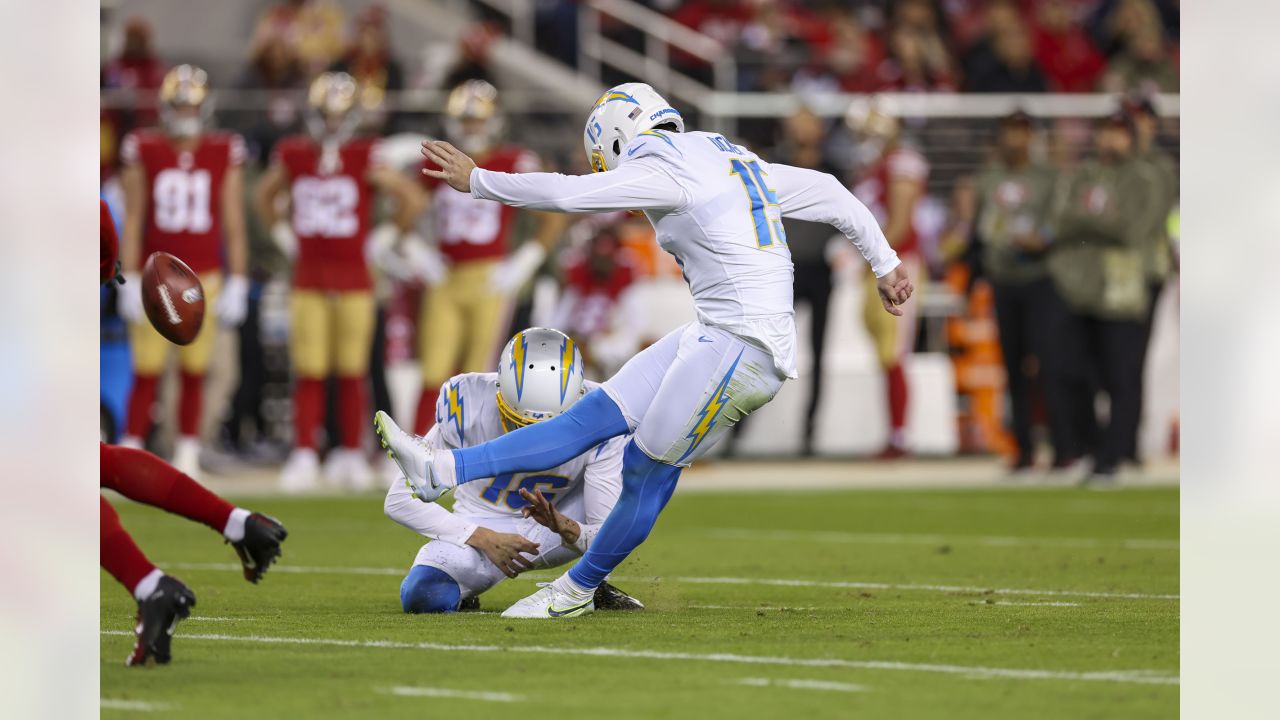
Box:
141 251 205 346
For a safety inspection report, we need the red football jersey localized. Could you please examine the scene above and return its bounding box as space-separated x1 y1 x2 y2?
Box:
421 145 540 264
561 260 635 338
101 199 119 284
851 146 929 257
273 135 380 291
121 129 245 274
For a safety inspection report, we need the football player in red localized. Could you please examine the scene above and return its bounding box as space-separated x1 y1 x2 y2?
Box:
413 80 569 435
849 106 928 459
117 65 250 479
548 222 640 377
101 200 287 667
255 72 428 491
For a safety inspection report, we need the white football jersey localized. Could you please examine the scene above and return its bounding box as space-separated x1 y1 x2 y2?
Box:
470 130 899 378
425 372 625 523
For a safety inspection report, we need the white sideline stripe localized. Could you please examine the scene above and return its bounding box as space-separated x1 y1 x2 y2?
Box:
385 686 523 702
188 616 248 622
733 677 868 693
99 630 1178 686
691 604 821 611
702 528 1179 551
971 601 1082 608
102 699 173 711
160 562 1178 601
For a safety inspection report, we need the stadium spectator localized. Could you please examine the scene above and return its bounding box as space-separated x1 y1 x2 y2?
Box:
240 27 308 165
1046 112 1163 481
441 22 500 90
549 223 639 379
791 11 883 94
1032 0 1108 92
964 18 1048 92
967 111 1071 471
253 0 346 76
101 16 167 174
1126 95 1178 465
329 6 405 132
1098 19 1179 93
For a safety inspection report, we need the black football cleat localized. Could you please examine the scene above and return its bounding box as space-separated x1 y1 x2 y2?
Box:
459 595 481 612
594 581 644 611
230 513 288 583
126 575 196 667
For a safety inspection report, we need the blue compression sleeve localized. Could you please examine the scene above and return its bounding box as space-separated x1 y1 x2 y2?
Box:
453 389 631 484
568 440 681 589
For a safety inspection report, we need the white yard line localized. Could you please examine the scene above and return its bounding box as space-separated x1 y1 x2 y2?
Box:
99 630 1179 686
971 601 1082 608
732 677 868 693
187 616 249 622
384 686 523 702
701 528 1179 551
691 604 822 611
159 562 1177 601
101 699 174 711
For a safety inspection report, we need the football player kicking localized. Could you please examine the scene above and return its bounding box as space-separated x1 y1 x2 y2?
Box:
377 83 911 618
101 200 288 665
385 327 642 613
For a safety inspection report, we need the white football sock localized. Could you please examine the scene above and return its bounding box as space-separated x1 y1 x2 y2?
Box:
550 572 595 602
222 507 251 543
132 568 165 602
432 446 458 488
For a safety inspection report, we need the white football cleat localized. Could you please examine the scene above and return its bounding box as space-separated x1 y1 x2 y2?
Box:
500 583 595 619
173 436 202 480
280 448 320 493
373 411 454 502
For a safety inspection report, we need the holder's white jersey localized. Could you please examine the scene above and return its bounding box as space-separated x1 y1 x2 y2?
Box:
469 130 899 378
385 372 625 550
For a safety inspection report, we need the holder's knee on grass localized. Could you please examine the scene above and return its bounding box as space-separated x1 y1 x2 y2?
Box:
400 565 461 613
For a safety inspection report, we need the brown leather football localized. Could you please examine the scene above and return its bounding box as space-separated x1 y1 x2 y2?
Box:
141 252 205 346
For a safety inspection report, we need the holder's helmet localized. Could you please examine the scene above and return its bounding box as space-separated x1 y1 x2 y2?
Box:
496 328 586 433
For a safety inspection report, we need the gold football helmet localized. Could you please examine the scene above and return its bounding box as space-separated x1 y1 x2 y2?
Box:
305 72 361 142
159 64 211 138
443 79 503 155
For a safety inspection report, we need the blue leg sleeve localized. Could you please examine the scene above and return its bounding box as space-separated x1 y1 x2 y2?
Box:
400 565 462 614
568 440 681 589
453 389 630 484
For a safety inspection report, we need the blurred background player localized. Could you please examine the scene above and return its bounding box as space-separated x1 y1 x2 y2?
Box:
385 328 641 613
101 201 287 666
117 65 250 479
1047 111 1161 482
849 105 928 459
254 71 427 491
966 110 1072 472
412 80 569 436
547 222 640 378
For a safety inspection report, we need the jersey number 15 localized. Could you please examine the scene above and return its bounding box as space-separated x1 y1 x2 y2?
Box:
730 159 787 249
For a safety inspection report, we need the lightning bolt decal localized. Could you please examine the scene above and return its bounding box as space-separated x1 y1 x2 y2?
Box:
446 382 465 445
590 90 639 111
677 350 744 464
511 332 528 400
559 337 577 404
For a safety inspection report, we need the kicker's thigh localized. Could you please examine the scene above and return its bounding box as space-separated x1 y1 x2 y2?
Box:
634 325 786 466
600 322 688 431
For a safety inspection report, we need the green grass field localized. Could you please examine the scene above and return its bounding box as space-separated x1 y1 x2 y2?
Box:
101 481 1178 719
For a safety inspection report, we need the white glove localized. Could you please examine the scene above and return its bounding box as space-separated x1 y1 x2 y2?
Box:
365 223 420 282
271 221 298 261
215 274 250 326
490 243 547 295
404 235 449 285
118 271 144 323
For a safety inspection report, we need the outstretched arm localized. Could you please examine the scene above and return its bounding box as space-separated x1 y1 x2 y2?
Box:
422 140 687 213
767 162 914 315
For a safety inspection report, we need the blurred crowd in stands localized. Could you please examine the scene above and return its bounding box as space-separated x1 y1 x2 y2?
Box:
99 0 1179 487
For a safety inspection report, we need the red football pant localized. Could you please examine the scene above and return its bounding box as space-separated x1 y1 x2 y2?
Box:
336 376 365 449
125 372 204 438
100 495 157 594
100 442 234 533
414 385 440 436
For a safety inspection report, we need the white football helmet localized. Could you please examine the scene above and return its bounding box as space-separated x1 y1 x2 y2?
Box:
496 327 586 432
582 83 684 173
